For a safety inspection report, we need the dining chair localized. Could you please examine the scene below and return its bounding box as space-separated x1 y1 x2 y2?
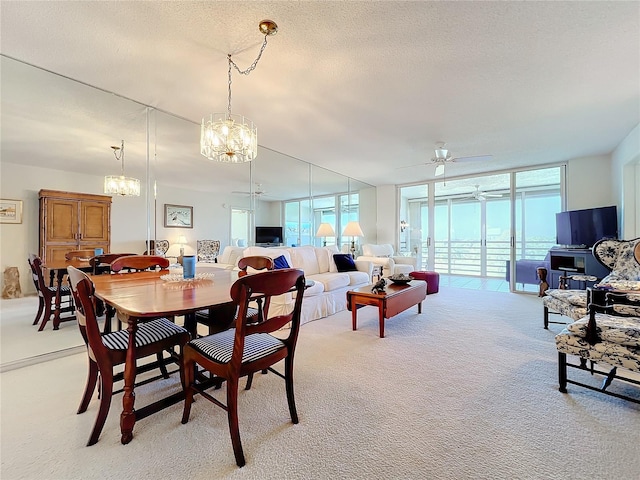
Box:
194 256 275 337
65 249 97 261
67 266 190 446
90 253 137 275
28 254 75 331
181 268 306 467
107 255 171 333
110 255 170 273
144 239 170 257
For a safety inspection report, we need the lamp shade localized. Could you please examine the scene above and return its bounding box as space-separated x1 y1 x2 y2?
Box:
177 235 187 245
315 223 336 238
342 221 364 237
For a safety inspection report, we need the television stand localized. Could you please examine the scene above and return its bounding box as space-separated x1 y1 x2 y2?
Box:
548 247 609 289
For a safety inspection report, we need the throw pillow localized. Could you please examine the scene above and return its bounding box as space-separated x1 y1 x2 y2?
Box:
273 254 290 269
333 253 357 272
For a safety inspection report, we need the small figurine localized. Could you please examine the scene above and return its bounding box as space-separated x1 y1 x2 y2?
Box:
371 278 387 293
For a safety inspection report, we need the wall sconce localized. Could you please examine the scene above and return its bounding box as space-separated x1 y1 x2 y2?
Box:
315 223 336 246
342 221 364 258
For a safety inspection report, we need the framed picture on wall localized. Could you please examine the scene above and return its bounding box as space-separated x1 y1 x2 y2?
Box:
164 204 193 228
0 199 23 224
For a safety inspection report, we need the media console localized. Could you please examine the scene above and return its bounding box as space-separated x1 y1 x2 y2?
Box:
548 247 610 289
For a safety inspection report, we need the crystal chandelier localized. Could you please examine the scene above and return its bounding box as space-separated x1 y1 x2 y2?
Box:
200 20 278 163
104 140 141 196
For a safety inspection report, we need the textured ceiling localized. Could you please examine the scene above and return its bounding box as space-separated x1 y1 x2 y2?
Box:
1 1 639 188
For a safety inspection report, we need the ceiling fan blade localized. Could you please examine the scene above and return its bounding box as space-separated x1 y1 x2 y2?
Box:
435 164 445 176
396 162 426 170
452 154 493 163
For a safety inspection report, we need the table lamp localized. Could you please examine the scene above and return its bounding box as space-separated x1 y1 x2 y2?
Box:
315 223 336 246
342 221 364 258
177 235 187 265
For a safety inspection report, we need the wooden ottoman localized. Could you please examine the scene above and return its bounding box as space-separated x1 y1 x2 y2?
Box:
409 271 440 294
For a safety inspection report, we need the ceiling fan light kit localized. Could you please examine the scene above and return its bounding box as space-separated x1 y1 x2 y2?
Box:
200 20 278 163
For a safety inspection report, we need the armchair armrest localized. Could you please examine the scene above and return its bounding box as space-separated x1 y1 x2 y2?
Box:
356 255 394 269
355 260 373 277
392 256 417 269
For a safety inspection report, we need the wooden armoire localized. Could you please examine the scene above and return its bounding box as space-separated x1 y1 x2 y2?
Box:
39 189 112 264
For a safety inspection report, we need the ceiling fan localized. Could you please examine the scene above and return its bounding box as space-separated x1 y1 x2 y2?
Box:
398 142 493 177
231 183 269 197
466 184 503 201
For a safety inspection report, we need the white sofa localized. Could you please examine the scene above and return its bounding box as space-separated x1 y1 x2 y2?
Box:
357 243 417 276
242 245 373 324
197 245 244 270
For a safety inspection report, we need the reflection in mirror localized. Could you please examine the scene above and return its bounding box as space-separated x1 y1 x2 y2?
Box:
0 55 376 370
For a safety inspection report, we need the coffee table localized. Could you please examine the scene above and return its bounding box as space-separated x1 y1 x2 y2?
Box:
347 280 427 338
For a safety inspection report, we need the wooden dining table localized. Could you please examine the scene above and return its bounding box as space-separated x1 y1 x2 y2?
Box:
43 258 92 329
90 268 241 444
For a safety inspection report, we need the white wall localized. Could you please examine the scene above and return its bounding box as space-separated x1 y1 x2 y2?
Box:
565 155 615 210
0 162 241 295
612 123 640 238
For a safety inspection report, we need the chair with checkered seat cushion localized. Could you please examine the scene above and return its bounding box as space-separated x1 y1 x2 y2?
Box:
28 254 75 331
67 266 190 446
181 268 306 468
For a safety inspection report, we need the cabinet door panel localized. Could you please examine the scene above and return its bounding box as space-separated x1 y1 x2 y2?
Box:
81 202 110 242
46 246 76 264
47 200 78 242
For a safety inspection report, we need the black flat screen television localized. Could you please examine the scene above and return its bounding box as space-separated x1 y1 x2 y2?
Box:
555 206 618 248
255 226 283 245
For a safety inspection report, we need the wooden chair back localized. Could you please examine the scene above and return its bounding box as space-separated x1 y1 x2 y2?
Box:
237 256 275 275
110 255 170 273
27 254 46 298
65 250 96 261
90 253 137 275
67 266 106 358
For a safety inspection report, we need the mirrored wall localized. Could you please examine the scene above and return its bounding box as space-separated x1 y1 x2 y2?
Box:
0 55 376 368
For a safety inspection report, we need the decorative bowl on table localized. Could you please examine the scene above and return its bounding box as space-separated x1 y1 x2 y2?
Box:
388 273 414 285
160 272 215 282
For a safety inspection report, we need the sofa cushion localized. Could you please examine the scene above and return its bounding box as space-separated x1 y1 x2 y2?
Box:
316 246 339 273
310 273 350 291
273 255 290 269
346 271 370 286
198 254 217 263
287 246 320 275
333 254 357 272
296 279 325 297
219 246 244 267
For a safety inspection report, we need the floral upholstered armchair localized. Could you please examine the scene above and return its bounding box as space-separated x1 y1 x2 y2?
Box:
543 237 640 328
196 240 221 263
357 243 416 276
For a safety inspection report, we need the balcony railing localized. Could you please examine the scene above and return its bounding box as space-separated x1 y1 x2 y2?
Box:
419 240 554 277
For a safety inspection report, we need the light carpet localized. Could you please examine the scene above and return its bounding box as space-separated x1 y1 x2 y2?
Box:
1 287 639 479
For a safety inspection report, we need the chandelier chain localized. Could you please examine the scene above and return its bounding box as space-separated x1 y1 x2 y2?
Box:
226 35 270 118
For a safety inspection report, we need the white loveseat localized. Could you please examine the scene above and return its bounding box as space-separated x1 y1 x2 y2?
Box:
357 243 417 276
243 245 373 324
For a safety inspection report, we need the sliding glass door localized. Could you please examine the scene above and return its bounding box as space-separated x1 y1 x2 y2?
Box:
399 166 563 292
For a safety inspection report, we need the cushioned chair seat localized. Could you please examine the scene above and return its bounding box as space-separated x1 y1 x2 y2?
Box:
543 296 587 322
555 329 640 372
187 327 286 364
566 313 640 347
545 289 588 307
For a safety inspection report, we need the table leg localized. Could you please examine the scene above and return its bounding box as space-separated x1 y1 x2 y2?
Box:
418 301 422 314
378 303 385 338
120 314 137 444
351 298 358 331
53 269 64 330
